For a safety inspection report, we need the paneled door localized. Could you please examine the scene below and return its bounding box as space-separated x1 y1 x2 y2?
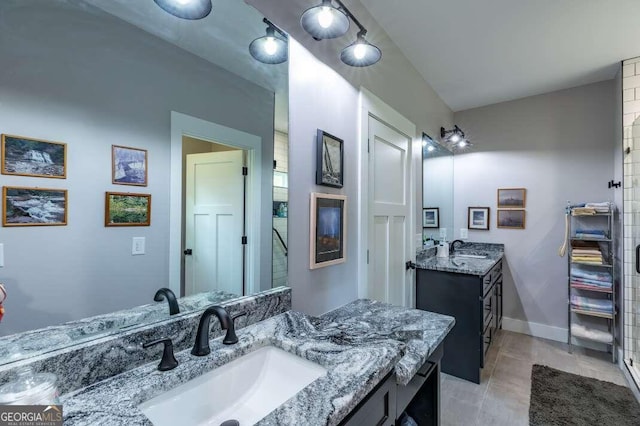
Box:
368 116 412 306
185 150 245 296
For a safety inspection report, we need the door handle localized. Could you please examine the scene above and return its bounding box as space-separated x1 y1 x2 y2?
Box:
406 261 416 270
636 245 640 273
184 249 193 256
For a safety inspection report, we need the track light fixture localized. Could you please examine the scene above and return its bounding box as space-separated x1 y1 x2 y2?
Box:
440 126 472 150
340 31 381 67
300 0 382 67
250 18 288 65
300 0 350 40
153 0 212 20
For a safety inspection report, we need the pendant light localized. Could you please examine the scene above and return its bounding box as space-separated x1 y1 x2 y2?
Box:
340 32 381 67
300 0 350 40
153 0 212 20
249 20 288 65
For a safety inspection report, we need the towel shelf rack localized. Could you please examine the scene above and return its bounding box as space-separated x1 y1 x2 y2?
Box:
566 201 617 363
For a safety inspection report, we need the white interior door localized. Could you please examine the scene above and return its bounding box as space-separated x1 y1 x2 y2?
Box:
368 116 412 307
185 150 244 296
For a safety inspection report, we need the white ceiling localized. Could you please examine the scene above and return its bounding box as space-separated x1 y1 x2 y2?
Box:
360 0 640 111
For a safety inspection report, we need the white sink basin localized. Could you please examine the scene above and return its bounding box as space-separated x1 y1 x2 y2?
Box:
139 346 327 426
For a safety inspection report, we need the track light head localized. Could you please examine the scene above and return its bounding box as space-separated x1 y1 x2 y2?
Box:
300 0 350 39
153 0 212 20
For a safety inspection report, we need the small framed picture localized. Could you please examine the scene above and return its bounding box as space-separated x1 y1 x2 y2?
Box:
105 192 151 226
3 186 67 226
316 130 344 188
1 134 67 179
497 188 526 208
423 208 439 228
310 193 347 269
497 209 525 229
112 145 148 186
468 207 490 230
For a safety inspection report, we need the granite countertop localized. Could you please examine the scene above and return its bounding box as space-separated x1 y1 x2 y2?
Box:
0 290 237 365
61 299 454 426
416 242 504 276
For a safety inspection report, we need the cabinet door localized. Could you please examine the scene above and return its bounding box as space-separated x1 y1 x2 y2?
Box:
340 373 397 426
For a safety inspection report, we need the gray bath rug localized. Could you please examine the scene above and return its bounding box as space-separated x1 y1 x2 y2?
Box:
529 364 640 426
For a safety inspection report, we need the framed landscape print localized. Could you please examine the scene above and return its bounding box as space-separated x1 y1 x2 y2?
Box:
316 130 344 188
468 207 490 230
1 134 66 179
497 209 526 229
423 208 439 228
497 188 526 208
105 192 151 226
310 193 347 269
3 186 67 226
112 145 148 186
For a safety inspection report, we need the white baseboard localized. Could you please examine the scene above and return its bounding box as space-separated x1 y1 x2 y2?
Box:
502 317 567 342
502 317 609 352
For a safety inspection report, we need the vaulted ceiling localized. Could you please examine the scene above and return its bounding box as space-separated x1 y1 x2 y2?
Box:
360 0 640 111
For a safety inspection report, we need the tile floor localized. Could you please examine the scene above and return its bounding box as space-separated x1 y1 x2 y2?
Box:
440 330 629 426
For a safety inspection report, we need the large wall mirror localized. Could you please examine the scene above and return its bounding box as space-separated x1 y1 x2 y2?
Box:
422 133 454 244
0 0 288 363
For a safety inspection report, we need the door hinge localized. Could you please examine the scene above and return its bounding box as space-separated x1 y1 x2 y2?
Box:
241 236 247 245
242 167 248 176
367 250 369 264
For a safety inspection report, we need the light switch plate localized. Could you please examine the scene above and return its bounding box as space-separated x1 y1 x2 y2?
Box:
460 228 469 239
0 243 4 267
132 237 145 255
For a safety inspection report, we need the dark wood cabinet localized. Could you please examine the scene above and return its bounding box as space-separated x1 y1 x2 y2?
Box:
416 259 503 384
340 341 445 426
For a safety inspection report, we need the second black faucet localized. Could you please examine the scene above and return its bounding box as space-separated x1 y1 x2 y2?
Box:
191 306 238 356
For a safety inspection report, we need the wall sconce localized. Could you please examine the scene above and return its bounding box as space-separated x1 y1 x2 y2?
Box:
153 0 212 20
300 0 382 67
441 126 471 150
250 18 288 65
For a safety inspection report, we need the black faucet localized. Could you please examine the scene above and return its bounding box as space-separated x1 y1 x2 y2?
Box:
449 240 465 254
191 306 238 356
154 288 179 316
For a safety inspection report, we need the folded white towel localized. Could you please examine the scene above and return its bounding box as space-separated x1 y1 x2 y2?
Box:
571 323 612 344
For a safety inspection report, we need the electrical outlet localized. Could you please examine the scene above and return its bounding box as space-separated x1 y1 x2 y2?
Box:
460 228 469 239
439 228 447 240
132 237 145 255
0 243 4 267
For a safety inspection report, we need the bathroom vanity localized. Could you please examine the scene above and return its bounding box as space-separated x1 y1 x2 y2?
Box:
416 243 504 384
56 299 454 425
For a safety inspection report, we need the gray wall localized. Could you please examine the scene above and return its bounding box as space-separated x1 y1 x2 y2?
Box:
454 80 617 331
247 0 454 246
250 2 453 315
0 1 274 334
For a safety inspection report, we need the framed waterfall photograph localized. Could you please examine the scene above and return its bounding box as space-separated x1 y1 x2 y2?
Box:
310 193 347 269
468 207 490 230
112 145 148 186
3 186 68 226
316 130 344 188
1 134 67 179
